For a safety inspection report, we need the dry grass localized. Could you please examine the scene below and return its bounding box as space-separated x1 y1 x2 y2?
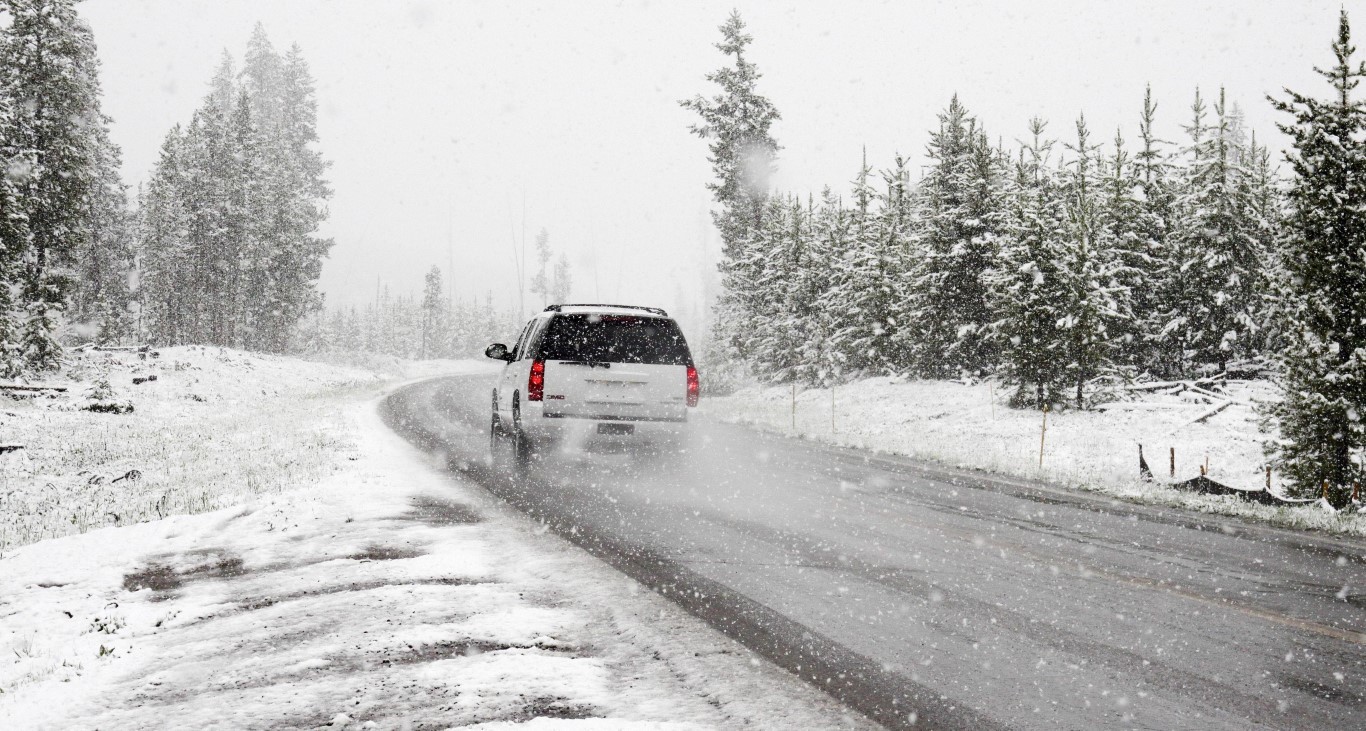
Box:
0 347 387 551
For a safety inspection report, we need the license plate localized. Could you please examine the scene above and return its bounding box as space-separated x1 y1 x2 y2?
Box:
597 423 634 435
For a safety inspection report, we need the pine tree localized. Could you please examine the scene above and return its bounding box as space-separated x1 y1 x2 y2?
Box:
242 23 283 133
1244 133 1285 360
70 125 134 344
180 77 234 345
1057 115 1126 408
0 0 109 369
906 97 1005 378
529 228 551 307
729 195 787 374
0 87 30 375
990 119 1070 407
830 155 912 376
823 154 874 375
421 266 446 359
1099 129 1146 371
802 188 849 386
753 194 826 381
680 11 781 254
1265 10 1366 502
1168 88 1266 373
781 192 835 386
226 86 263 347
551 252 572 303
681 11 781 363
138 126 191 345
1131 86 1180 376
134 32 331 352
259 42 332 351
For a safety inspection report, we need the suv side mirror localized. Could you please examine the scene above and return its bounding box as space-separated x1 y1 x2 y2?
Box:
484 343 513 361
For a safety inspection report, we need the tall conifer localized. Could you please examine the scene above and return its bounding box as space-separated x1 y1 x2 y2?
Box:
0 0 108 368
1266 10 1366 501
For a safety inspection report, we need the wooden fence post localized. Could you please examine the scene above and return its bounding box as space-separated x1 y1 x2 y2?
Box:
1038 404 1049 468
1170 447 1175 478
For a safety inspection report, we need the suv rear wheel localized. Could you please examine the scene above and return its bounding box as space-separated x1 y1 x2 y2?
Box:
489 390 501 457
509 392 531 469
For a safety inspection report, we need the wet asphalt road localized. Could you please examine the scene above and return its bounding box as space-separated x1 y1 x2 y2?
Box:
382 375 1366 730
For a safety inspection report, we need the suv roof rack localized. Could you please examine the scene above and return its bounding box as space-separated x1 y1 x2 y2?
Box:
544 303 669 316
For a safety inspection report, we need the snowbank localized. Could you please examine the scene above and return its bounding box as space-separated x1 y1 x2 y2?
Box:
704 377 1366 538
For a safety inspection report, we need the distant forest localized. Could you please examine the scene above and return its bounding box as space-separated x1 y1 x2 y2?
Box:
686 15 1280 404
682 11 1366 501
0 4 338 370
0 1 546 371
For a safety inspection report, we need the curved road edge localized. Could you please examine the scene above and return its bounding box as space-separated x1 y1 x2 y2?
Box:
380 376 1009 731
380 374 1366 730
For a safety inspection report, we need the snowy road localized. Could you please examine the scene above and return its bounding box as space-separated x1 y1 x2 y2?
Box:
385 375 1366 731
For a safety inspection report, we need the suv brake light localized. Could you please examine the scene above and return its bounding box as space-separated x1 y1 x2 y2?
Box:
528 359 545 401
686 365 699 407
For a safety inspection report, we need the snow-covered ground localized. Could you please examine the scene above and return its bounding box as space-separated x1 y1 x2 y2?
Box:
704 377 1366 538
0 346 393 550
1 351 871 729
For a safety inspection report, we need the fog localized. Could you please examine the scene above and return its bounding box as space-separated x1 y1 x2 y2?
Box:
83 0 1355 332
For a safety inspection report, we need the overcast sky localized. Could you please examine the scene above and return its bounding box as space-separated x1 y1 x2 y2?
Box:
81 0 1364 331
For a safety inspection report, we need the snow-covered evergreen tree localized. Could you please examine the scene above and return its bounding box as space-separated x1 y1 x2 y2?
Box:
242 24 283 133
1265 10 1366 502
259 41 332 351
830 155 912 376
680 11 780 363
181 70 235 345
551 252 572 304
135 31 331 352
798 188 848 386
70 125 134 344
1167 88 1267 373
0 84 30 375
137 127 190 345
421 266 446 359
225 86 263 346
1244 133 1285 360
1131 86 1181 376
0 0 109 369
680 11 781 255
989 119 1071 407
1056 115 1126 407
747 195 805 380
1099 129 1147 371
529 228 551 308
726 195 786 370
906 97 1006 378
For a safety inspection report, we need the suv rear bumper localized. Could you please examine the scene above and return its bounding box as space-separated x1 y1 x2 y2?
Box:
541 412 686 422
521 408 687 449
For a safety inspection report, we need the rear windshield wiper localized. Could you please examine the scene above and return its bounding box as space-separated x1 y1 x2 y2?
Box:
558 360 611 368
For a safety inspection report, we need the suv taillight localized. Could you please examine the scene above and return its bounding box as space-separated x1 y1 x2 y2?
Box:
686 365 699 407
528 359 545 401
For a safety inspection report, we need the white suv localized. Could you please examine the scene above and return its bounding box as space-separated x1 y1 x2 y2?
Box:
485 304 699 461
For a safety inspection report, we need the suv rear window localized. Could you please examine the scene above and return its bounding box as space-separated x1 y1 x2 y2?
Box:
537 315 692 365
